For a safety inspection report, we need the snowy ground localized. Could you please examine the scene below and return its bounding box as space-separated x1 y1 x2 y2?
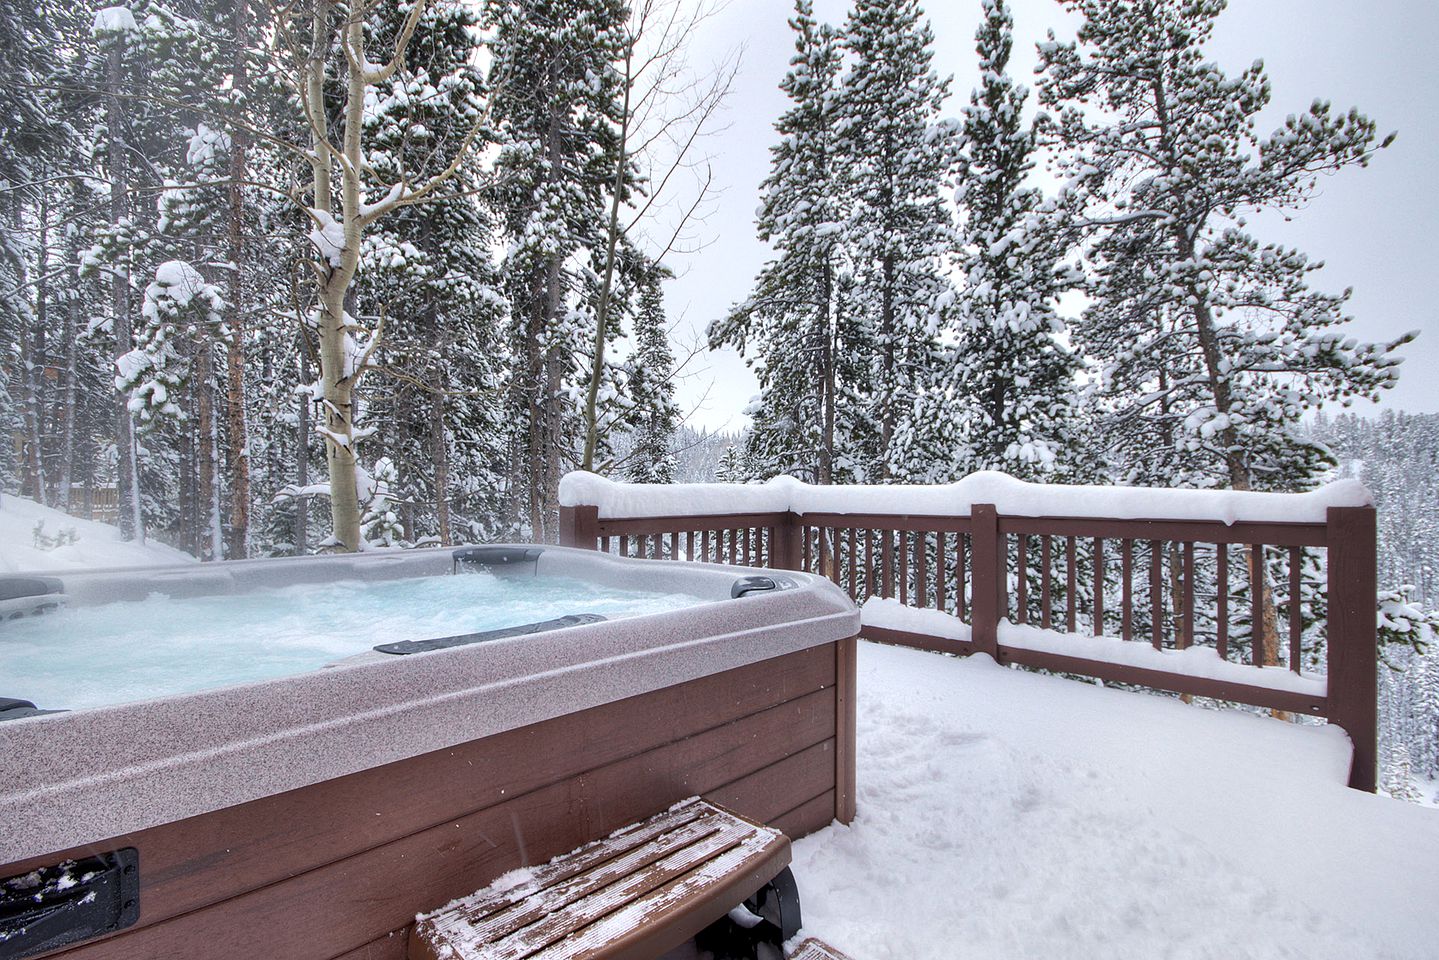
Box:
790 643 1439 960
0 494 194 573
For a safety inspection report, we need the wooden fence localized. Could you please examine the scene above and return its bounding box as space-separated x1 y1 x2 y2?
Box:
559 500 1378 791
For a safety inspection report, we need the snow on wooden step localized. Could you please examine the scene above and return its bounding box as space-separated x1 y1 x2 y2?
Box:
789 938 855 960
413 798 787 960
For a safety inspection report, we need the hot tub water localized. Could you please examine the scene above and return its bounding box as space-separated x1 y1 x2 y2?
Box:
0 572 704 712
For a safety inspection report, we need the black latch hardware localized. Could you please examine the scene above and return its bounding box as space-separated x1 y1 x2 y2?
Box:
0 848 139 960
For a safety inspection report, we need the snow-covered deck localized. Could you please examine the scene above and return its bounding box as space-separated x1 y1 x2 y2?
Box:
791 643 1438 959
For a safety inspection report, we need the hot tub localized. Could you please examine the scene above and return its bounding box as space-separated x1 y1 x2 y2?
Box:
0 546 858 960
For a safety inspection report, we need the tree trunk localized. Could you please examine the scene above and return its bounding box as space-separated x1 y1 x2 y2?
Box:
430 387 451 546
224 0 251 558
107 41 143 541
57 263 78 512
295 337 311 554
196 337 221 560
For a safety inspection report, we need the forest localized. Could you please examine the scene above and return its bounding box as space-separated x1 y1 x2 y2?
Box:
0 0 1433 790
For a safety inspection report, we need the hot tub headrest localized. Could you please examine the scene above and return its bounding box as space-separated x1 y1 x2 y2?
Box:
452 546 544 574
0 696 65 721
0 577 62 602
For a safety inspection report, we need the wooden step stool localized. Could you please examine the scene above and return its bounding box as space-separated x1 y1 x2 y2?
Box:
411 798 791 960
789 938 855 960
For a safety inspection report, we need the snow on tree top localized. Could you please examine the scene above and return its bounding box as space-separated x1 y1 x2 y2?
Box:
558 470 1371 525
91 6 138 36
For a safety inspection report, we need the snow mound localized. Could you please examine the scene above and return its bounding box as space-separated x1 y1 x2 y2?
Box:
792 643 1439 959
559 470 1371 525
0 495 195 574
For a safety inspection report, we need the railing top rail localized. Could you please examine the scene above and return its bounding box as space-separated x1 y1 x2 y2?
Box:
559 470 1371 528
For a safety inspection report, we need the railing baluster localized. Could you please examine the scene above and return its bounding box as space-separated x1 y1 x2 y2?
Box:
1040 536 1052 630
1216 542 1228 659
1016 534 1028 624
1289 545 1302 672
1121 539 1132 642
1251 544 1266 666
936 532 947 614
1150 541 1163 649
883 529 895 599
1182 541 1195 649
957 533 967 619
832 527 842 586
685 530 694 563
1066 536 1077 633
864 529 875 597
847 527 858 600
898 530 910 605
1093 537 1105 636
620 534 630 558
916 531 929 608
801 525 810 571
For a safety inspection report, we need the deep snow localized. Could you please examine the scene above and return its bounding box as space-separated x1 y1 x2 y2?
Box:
0 494 194 574
790 643 1439 960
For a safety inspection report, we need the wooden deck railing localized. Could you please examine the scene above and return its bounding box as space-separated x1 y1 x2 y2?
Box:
559 493 1378 792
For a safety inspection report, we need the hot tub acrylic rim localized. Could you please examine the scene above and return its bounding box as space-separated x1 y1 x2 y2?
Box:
0 546 857 864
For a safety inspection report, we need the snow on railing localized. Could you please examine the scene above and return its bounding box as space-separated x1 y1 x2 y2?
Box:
558 470 1380 792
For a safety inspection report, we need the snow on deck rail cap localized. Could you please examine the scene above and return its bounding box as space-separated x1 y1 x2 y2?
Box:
558 470 1372 526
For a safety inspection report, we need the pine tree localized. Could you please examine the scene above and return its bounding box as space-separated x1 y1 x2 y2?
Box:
710 0 856 484
835 0 959 481
939 0 1083 480
1037 0 1412 493
620 259 678 484
487 0 629 537
356 0 507 545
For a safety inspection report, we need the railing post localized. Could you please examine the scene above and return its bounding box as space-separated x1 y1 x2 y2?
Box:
773 511 803 570
558 505 600 550
1326 505 1377 792
970 503 1000 659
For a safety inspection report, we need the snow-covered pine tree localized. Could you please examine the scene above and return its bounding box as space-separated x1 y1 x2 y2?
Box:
356 0 507 546
834 0 959 482
938 0 1083 480
710 0 861 484
486 0 629 538
623 257 678 484
1037 0 1412 494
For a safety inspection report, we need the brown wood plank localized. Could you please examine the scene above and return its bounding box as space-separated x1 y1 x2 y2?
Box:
915 532 928 607
791 938 856 960
706 740 836 829
995 646 1326 716
999 516 1326 548
864 529 875 598
882 530 894 600
1251 544 1266 666
898 530 909 605
847 527 857 600
1015 535 1028 624
1092 537 1104 636
833 636 857 825
329 931 409 960
1121 539 1132 642
796 512 973 534
595 513 787 538
1065 536 1077 633
861 625 976 658
956 533 967 619
1040 535 1051 630
1182 542 1195 650
770 790 837 841
10 646 836 949
1150 541 1163 649
935 532 947 614
53 683 839 960
1216 543 1229 658
1289 546 1303 672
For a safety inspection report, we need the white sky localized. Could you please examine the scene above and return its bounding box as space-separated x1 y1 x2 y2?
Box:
661 0 1439 433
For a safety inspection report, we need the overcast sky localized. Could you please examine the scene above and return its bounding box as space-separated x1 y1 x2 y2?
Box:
659 0 1439 434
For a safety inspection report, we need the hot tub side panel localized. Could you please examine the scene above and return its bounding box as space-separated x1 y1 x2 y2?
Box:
6 639 856 960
